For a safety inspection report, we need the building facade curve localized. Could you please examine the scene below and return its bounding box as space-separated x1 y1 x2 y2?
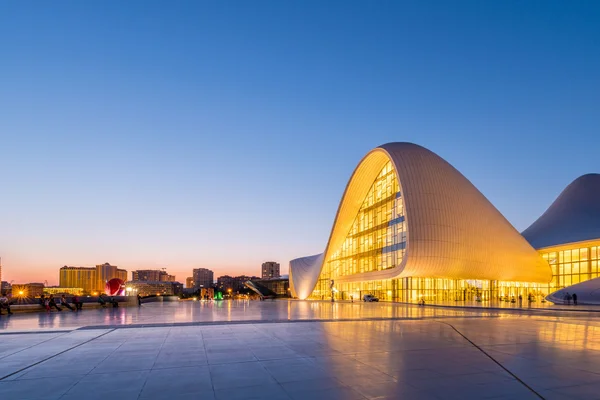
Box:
290 142 551 302
521 174 600 300
522 174 600 249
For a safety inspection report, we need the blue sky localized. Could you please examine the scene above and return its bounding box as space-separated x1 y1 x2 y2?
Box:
1 1 599 284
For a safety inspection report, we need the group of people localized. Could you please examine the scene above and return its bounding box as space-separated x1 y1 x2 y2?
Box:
0 293 143 315
97 294 119 308
563 292 578 305
40 294 83 312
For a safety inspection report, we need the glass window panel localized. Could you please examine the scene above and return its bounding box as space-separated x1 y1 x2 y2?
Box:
581 248 589 261
563 250 571 263
572 262 579 274
572 249 579 262
572 275 581 284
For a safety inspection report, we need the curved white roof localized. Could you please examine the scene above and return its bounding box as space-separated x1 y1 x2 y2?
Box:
547 276 600 305
522 174 600 249
290 142 551 299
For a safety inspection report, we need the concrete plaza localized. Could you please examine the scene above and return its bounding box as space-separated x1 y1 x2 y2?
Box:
1 300 600 399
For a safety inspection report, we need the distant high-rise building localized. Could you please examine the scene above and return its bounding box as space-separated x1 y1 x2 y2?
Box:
261 261 281 279
127 281 183 297
60 263 127 293
60 266 96 293
132 269 175 282
96 263 127 291
185 277 194 288
193 268 214 289
1 281 11 293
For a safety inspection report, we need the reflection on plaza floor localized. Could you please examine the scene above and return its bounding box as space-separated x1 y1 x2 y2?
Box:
1 301 600 399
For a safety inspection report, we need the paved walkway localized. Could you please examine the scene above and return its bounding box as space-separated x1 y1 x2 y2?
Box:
1 301 600 399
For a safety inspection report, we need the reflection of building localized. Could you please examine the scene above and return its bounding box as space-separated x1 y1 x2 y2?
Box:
522 174 600 302
217 275 259 293
126 281 183 297
60 263 127 293
261 262 280 279
132 270 175 282
12 283 45 298
290 142 551 303
44 287 83 296
185 277 194 288
193 268 214 289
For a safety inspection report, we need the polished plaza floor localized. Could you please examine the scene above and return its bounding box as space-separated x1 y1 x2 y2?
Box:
1 301 600 399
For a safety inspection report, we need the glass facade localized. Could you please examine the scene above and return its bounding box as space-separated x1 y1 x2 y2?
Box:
308 161 550 304
540 243 600 294
310 161 407 300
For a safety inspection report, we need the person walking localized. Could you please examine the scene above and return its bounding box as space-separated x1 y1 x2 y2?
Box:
518 294 523 307
137 293 142 307
44 296 51 312
566 292 572 305
98 295 107 308
0 293 13 315
60 295 74 311
573 293 578 306
563 292 569 305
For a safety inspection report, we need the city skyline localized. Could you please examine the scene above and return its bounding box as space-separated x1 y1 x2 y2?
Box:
2 2 599 284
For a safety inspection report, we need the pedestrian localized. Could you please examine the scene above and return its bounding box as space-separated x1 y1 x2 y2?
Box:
110 297 118 308
566 292 572 305
49 295 62 311
98 294 107 308
137 293 142 307
573 293 578 306
350 295 353 303
563 292 569 305
0 293 13 315
60 295 74 311
72 295 83 310
518 294 523 307
44 297 51 312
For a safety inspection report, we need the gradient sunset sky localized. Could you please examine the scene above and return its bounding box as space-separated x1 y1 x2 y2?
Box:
1 1 599 285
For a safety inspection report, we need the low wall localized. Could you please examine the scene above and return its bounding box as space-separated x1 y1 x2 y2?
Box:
5 296 137 314
139 296 180 304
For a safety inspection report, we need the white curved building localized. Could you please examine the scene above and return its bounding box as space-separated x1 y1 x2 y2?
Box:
290 142 551 303
546 277 600 305
522 174 600 302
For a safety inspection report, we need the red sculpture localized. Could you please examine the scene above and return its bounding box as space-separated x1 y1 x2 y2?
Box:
105 278 125 296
